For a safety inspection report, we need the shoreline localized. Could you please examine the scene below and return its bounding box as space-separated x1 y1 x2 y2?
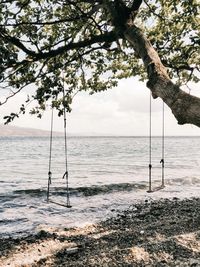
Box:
1 197 200 266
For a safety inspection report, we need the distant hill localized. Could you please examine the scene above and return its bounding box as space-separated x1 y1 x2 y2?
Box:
0 125 63 137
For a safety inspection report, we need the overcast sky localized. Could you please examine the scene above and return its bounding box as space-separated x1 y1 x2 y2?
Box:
0 78 200 136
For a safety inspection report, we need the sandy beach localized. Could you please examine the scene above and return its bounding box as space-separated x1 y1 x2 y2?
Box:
1 197 200 266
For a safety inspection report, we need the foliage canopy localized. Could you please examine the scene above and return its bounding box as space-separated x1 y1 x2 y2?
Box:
0 0 199 122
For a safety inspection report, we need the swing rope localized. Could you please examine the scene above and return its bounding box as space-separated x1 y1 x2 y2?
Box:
148 91 152 192
46 74 72 208
62 78 72 208
160 100 165 188
47 107 54 202
148 93 165 192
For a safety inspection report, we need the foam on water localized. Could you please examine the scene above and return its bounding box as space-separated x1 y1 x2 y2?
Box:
0 136 199 238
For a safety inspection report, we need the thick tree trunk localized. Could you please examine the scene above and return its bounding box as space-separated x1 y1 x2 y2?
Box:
124 24 200 128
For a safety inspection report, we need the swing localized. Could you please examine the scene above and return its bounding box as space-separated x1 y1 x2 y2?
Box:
46 78 72 208
147 92 165 193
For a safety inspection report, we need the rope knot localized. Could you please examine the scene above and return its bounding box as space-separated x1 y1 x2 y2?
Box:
62 171 68 179
48 171 52 184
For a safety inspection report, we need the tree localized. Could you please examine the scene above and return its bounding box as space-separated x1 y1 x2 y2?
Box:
0 0 199 126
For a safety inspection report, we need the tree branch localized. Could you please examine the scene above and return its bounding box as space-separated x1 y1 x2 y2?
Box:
1 3 101 27
2 30 118 63
124 24 200 127
1 29 36 56
131 0 143 12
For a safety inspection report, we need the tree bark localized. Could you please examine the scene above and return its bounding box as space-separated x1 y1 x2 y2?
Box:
124 24 200 128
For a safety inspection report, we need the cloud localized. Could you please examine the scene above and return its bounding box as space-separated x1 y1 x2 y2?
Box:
0 78 199 136
111 78 161 113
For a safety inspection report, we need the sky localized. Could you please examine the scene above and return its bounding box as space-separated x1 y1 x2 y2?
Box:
0 78 200 136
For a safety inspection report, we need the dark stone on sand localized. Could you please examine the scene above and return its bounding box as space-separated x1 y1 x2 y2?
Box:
2 198 200 266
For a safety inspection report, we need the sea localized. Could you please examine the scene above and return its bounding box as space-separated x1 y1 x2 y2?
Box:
0 136 199 238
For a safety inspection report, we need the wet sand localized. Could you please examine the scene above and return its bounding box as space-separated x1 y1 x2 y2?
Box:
1 197 200 267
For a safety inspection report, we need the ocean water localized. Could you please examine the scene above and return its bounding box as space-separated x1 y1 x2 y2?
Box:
0 136 199 238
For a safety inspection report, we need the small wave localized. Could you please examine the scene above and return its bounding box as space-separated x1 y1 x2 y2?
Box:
70 182 147 197
0 218 29 225
11 182 147 198
7 177 200 200
0 194 19 201
167 177 200 186
13 188 46 196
